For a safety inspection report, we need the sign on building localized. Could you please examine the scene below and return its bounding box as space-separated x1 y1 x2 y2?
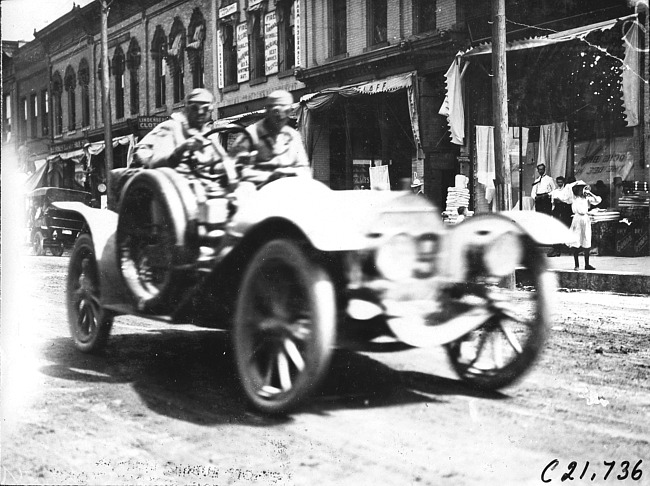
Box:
236 23 249 83
265 11 278 75
294 0 301 68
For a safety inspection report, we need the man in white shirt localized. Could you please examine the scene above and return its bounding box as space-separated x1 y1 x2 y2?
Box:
531 163 556 215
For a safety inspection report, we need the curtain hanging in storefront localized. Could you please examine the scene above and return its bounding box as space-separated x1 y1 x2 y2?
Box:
538 122 568 179
439 55 467 146
84 134 135 167
622 20 641 127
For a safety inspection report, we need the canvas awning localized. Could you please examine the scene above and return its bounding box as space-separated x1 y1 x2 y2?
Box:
462 14 636 58
298 71 423 158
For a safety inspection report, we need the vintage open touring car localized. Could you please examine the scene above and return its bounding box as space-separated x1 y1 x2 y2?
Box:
56 125 568 415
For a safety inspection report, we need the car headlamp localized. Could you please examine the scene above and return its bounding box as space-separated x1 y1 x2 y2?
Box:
482 231 523 277
375 233 418 281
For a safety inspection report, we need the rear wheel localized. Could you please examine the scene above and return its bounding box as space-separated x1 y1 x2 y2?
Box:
67 234 113 353
33 231 45 256
445 236 553 390
233 239 337 414
116 168 198 314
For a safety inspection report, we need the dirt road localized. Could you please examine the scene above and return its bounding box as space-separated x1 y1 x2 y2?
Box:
1 254 649 485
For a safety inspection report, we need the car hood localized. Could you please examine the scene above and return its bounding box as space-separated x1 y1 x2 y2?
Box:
229 177 443 251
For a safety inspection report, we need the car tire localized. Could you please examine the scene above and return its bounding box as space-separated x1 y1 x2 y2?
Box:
33 231 45 256
445 237 552 390
51 241 64 256
67 233 113 353
116 168 199 314
233 239 337 415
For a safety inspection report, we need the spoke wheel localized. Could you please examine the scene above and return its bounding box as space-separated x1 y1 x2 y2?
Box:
116 169 198 314
66 234 112 353
234 239 336 414
445 237 553 390
33 231 45 256
51 241 64 256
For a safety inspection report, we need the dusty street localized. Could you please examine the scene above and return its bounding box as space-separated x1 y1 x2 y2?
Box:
1 253 649 486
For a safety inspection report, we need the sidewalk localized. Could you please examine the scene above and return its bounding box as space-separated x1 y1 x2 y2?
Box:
517 252 650 294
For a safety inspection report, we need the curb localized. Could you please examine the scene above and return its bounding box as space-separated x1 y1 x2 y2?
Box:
516 269 650 295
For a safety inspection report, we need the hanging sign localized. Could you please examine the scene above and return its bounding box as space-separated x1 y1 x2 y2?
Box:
574 136 637 184
264 11 278 75
236 23 250 83
219 3 238 19
294 0 301 68
217 29 225 89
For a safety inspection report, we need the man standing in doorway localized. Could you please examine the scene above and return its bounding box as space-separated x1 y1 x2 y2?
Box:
531 163 555 215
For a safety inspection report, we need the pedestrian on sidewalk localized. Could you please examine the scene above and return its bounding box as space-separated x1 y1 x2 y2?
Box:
531 163 556 215
547 176 573 257
567 182 602 271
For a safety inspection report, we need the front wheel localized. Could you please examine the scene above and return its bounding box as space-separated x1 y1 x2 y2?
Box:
233 239 337 414
445 236 553 390
67 234 113 353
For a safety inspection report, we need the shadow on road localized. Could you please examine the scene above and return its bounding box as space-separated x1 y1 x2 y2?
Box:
41 329 506 425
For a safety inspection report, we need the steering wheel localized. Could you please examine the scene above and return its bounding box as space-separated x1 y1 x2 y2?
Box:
185 124 254 185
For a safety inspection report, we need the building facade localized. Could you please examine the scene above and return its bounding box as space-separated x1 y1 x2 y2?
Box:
2 0 648 217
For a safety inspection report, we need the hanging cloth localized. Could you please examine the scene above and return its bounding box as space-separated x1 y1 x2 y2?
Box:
538 122 568 179
476 125 495 204
369 164 390 191
439 55 466 145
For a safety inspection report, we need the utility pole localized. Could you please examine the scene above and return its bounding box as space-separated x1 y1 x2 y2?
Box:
100 0 114 209
492 0 511 211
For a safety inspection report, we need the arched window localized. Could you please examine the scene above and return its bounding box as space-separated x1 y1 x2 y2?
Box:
52 72 63 135
152 26 167 108
168 18 186 103
78 58 91 127
126 38 141 114
64 66 77 131
113 46 126 119
187 8 206 89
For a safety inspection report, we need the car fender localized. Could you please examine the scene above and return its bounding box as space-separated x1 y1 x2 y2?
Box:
502 210 571 245
52 202 125 306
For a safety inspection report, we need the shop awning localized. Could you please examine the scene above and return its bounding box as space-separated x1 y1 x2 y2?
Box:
47 148 84 161
298 71 423 158
84 134 135 166
462 14 637 58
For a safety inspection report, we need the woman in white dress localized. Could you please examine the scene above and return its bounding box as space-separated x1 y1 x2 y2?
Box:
567 182 602 271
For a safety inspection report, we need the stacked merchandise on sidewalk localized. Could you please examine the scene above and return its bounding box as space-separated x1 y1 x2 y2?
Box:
442 175 471 224
590 209 620 256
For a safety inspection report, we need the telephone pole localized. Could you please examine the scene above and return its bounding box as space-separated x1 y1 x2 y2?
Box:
492 0 511 211
100 0 114 208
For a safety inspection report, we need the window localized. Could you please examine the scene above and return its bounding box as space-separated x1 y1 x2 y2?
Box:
169 18 186 103
222 23 237 86
127 38 141 114
20 97 27 142
278 0 296 72
78 59 90 127
187 9 206 89
331 0 347 57
64 65 76 131
368 0 387 46
152 26 167 108
3 93 12 142
113 47 125 119
30 94 38 137
413 0 436 34
250 10 265 80
41 90 49 136
52 72 63 136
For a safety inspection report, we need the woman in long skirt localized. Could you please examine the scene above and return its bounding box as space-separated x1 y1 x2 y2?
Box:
567 182 602 270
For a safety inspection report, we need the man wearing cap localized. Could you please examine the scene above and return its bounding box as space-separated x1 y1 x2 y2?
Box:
133 88 226 169
530 163 556 215
232 89 311 185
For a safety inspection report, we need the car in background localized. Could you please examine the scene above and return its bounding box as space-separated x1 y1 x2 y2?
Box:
26 187 92 256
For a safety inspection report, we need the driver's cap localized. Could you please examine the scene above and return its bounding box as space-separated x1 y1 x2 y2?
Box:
186 88 214 105
266 90 293 107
